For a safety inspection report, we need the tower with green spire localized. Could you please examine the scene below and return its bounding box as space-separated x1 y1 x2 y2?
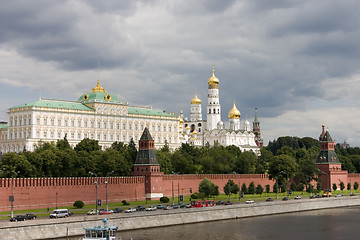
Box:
252 108 263 148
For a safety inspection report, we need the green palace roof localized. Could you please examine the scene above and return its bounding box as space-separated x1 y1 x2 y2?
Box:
11 99 95 111
128 107 174 117
77 92 127 105
0 123 8 129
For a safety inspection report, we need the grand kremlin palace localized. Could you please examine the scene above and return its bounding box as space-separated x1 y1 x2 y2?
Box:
0 80 180 153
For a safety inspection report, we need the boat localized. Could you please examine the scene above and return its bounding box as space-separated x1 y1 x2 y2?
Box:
82 218 119 240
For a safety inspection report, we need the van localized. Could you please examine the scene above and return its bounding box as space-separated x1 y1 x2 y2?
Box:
49 209 70 218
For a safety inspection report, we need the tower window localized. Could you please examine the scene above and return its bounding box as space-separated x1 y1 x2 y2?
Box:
213 109 216 114
209 109 211 114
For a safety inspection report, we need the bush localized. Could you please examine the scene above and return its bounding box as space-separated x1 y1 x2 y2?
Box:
73 200 84 209
160 196 169 203
122 200 130 205
191 192 205 199
354 182 359 190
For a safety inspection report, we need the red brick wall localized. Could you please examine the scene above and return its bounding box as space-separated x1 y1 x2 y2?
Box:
160 174 275 198
0 177 145 211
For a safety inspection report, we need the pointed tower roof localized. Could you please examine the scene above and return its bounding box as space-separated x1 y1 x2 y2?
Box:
191 90 202 104
140 127 153 141
316 125 340 164
254 107 259 123
228 101 241 119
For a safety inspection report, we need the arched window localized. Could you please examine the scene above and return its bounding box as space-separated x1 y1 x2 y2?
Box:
213 109 216 114
209 109 211 114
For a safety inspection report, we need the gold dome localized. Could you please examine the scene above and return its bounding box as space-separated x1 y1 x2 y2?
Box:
192 130 197 135
191 93 201 104
208 69 219 85
91 80 106 93
228 102 241 119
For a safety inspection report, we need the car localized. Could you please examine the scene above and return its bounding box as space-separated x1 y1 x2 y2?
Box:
49 209 70 218
294 196 301 200
335 194 343 197
87 209 99 215
245 200 254 204
225 201 233 205
350 193 356 196
156 204 165 209
164 205 174 210
172 204 180 209
266 198 274 202
186 203 192 208
315 194 322 198
125 208 137 213
282 197 289 201
10 215 26 222
178 203 185 208
24 213 37 220
145 206 157 211
309 195 315 199
216 200 225 205
99 209 113 215
136 206 145 211
113 207 124 213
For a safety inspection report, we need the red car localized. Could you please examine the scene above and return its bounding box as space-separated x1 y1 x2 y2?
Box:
99 209 113 215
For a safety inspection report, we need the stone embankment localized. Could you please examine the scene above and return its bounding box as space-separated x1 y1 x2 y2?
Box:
1 197 359 240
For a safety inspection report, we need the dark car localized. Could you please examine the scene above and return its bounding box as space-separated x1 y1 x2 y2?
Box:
282 197 289 201
24 213 37 220
113 207 124 213
350 193 356 196
216 200 225 205
10 215 26 222
156 204 165 209
315 194 322 198
225 201 233 205
266 198 274 202
309 195 316 199
136 205 145 211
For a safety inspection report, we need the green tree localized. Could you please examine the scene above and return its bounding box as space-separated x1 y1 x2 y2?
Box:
354 182 359 190
199 178 219 197
340 182 345 191
223 179 240 195
73 200 84 208
74 138 101 153
332 183 337 191
255 184 264 196
160 196 169 203
248 182 255 195
347 183 351 191
265 184 270 195
273 182 278 193
290 182 296 192
268 155 298 188
241 183 248 194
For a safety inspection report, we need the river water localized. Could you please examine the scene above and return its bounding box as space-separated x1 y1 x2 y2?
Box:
68 206 360 240
117 206 359 240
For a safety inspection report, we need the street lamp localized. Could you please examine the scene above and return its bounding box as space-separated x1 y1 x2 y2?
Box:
105 181 108 211
10 171 20 219
280 171 289 199
89 171 98 215
228 179 231 203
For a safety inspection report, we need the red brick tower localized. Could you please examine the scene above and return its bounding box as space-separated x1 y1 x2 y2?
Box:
132 127 164 200
316 124 347 190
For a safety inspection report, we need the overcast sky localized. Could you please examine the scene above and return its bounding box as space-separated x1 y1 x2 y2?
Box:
1 0 360 146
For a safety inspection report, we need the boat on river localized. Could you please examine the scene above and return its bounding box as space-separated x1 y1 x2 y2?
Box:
82 218 119 240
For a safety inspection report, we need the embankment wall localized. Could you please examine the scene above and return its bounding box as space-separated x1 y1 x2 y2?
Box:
0 197 359 240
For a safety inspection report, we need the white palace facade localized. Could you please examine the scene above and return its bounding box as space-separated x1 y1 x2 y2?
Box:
0 81 180 153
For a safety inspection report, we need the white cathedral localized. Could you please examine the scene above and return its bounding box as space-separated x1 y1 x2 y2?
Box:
179 69 263 155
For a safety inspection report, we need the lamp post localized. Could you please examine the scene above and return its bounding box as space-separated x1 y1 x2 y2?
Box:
89 171 98 215
172 173 174 206
280 171 289 199
228 179 231 203
10 171 20 219
276 176 279 200
177 174 180 205
105 181 108 211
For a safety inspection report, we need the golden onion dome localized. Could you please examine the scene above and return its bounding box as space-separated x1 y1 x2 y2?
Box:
186 125 190 129
91 80 106 93
193 130 197 135
228 102 241 119
208 69 219 85
191 94 201 104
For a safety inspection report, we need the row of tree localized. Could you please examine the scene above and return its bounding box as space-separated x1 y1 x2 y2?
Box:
1 136 360 191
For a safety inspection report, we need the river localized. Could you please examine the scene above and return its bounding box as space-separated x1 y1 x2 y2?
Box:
66 206 360 240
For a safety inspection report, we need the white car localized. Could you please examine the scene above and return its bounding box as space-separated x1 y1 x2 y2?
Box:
145 206 157 211
294 196 302 200
125 208 137 213
245 200 254 204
